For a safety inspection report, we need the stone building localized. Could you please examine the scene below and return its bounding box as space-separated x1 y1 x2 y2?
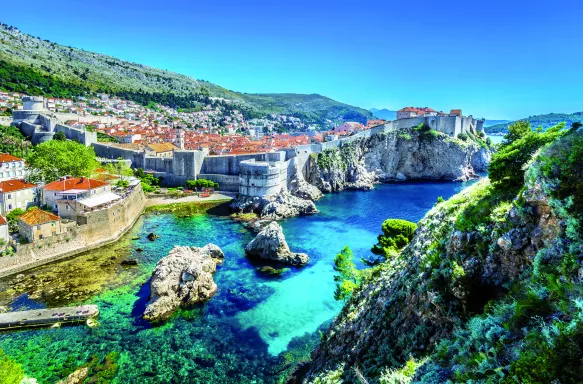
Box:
145 142 178 158
0 179 38 215
0 153 29 181
41 176 112 219
18 207 62 242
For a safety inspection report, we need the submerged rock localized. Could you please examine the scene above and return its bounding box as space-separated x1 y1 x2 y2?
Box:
231 191 317 220
146 232 159 241
56 367 89 384
256 266 291 276
121 259 138 266
143 244 224 322
245 221 309 266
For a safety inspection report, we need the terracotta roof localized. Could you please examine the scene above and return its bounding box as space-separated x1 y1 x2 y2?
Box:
43 177 108 192
146 142 177 153
450 109 462 116
0 215 6 225
0 153 24 164
0 179 37 193
19 208 60 226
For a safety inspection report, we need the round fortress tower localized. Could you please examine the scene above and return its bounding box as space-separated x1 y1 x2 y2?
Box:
22 96 45 111
12 96 46 123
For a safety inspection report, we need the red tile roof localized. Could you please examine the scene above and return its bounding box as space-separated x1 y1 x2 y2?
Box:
19 207 60 226
0 153 24 164
43 177 108 192
0 179 37 193
0 215 6 225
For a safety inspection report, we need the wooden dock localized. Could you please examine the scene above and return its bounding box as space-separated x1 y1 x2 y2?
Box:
0 305 99 331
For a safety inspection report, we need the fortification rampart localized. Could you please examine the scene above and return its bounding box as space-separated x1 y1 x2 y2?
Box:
0 184 146 278
238 159 289 197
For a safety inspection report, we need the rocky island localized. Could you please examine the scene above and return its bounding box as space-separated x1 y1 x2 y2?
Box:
245 221 309 266
143 244 225 322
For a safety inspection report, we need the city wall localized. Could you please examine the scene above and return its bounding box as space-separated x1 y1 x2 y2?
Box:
0 185 146 278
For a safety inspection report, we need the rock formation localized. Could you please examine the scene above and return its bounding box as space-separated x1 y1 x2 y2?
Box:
143 244 224 322
305 129 491 192
245 221 309 265
287 160 323 201
231 191 317 220
299 133 579 383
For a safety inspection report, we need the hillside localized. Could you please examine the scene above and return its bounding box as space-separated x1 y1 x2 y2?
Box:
486 112 583 134
484 119 511 127
0 23 372 125
370 108 397 120
299 126 583 382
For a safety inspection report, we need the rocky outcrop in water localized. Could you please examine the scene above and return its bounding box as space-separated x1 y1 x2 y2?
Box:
230 191 317 220
245 221 309 265
143 244 224 322
306 129 492 192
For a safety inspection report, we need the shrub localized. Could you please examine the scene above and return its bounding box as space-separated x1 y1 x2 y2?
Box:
457 132 469 141
115 179 129 188
185 179 219 190
6 208 25 233
489 122 566 191
366 219 417 265
333 246 361 301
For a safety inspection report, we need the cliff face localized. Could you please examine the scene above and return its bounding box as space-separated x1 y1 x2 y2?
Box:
300 132 583 383
305 129 491 192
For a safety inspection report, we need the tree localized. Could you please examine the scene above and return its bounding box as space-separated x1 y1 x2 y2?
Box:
571 122 582 132
185 179 219 190
502 120 532 147
366 219 417 265
489 122 567 190
6 208 25 233
25 140 99 183
53 131 67 141
333 246 361 301
104 158 133 180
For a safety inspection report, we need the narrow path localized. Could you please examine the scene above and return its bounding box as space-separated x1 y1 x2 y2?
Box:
145 192 236 207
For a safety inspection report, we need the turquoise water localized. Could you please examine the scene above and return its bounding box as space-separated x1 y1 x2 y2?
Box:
0 181 472 383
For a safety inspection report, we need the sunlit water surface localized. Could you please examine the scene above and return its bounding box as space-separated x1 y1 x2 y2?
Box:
0 181 473 383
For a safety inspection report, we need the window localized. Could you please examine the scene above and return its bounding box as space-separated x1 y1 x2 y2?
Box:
54 204 57 209
37 225 41 230
66 205 70 211
8 204 12 210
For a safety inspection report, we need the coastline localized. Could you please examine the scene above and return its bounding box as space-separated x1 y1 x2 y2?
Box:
0 191 236 279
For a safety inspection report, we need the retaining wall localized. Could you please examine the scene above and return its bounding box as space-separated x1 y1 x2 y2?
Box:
0 185 146 278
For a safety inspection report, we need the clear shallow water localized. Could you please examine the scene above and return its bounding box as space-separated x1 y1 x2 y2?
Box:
0 181 472 383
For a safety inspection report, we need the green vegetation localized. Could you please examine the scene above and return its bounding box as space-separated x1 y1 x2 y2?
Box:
367 219 417 265
97 132 119 143
145 200 231 215
0 25 371 126
333 246 361 301
485 111 583 134
104 158 133 180
6 208 25 233
52 131 66 141
133 168 160 192
25 140 99 183
489 121 566 191
0 124 30 157
185 179 220 190
0 349 24 384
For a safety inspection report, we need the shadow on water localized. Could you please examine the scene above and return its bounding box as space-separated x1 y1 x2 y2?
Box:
206 201 233 216
130 278 153 330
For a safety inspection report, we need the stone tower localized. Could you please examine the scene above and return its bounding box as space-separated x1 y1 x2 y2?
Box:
176 128 185 150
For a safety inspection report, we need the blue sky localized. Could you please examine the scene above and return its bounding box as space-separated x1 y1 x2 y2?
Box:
1 0 581 120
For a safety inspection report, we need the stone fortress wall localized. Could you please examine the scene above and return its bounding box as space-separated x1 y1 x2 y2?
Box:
12 96 97 146
12 96 485 198
0 184 146 278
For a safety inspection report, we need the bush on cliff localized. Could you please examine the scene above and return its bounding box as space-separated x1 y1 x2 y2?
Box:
366 219 417 265
333 246 361 301
489 121 566 191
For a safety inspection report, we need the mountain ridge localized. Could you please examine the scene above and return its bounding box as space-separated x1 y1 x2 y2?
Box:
0 23 372 125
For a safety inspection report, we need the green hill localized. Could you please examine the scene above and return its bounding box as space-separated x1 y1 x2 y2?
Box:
485 112 583 134
0 23 372 125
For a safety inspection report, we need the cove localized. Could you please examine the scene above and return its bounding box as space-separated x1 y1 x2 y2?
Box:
0 180 474 383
